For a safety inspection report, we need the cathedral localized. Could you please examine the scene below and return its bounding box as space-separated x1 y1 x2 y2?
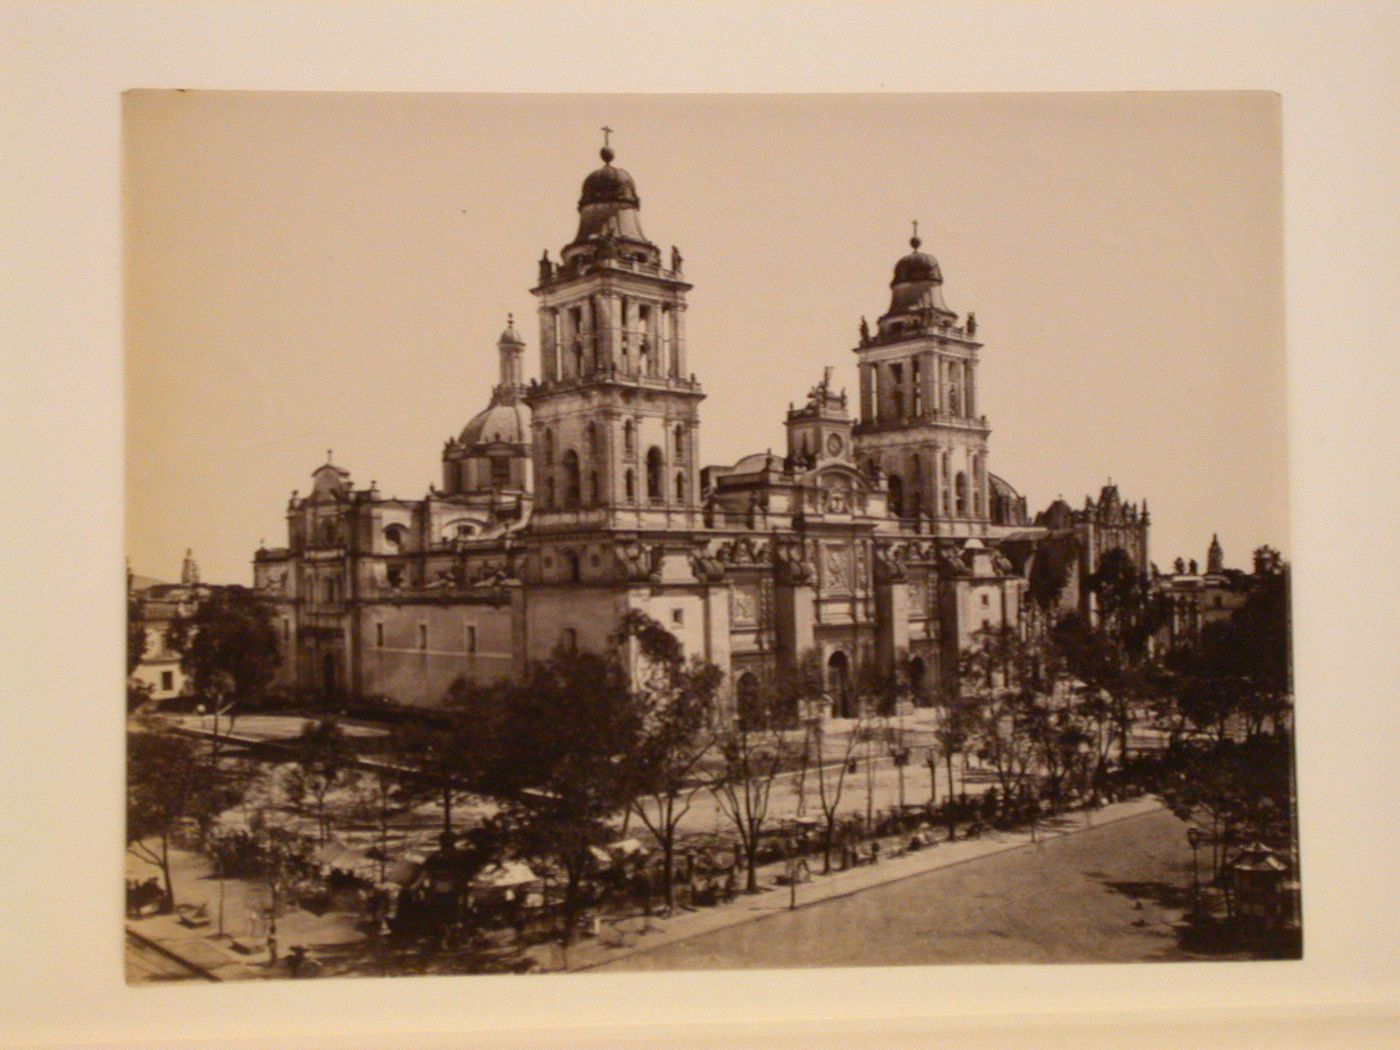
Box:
252 140 1149 716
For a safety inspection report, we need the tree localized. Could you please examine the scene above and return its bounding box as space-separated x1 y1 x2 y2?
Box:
707 680 799 893
487 651 642 946
808 711 868 872
127 731 224 911
168 586 280 753
290 717 353 848
612 611 722 912
348 768 414 884
931 685 978 839
392 708 487 839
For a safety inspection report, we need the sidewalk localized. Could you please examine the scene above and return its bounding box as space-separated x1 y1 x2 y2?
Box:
550 796 1166 973
124 844 363 983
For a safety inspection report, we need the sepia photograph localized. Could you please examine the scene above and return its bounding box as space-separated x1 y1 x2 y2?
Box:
122 90 1297 983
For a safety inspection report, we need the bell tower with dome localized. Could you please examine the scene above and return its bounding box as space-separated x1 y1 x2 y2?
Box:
852 225 993 536
525 134 703 529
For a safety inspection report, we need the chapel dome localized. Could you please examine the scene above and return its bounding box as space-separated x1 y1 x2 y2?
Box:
458 401 529 448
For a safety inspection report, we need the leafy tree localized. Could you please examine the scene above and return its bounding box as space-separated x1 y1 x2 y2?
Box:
168 586 279 752
612 611 722 912
487 651 642 945
392 708 488 838
127 731 225 911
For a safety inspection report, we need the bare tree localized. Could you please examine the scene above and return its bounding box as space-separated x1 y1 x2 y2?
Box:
707 682 798 893
613 611 722 913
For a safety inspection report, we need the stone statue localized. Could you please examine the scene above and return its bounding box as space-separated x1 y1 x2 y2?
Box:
966 311 977 337
859 316 870 344
1174 557 1186 574
538 250 553 283
670 245 683 272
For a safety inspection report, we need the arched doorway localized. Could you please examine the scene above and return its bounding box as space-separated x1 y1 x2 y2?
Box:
908 656 929 706
321 652 337 701
736 672 761 731
827 650 852 718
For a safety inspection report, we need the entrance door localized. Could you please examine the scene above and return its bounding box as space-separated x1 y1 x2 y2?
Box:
322 652 337 700
827 650 852 718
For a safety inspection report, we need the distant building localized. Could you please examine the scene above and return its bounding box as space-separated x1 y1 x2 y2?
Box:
252 140 1152 713
129 549 212 701
1155 534 1251 648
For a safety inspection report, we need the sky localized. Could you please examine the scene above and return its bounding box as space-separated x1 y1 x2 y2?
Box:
125 91 1286 584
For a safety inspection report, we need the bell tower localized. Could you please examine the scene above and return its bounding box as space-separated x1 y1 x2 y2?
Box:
851 224 991 534
525 133 704 529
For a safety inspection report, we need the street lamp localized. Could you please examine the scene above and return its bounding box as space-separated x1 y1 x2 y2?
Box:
925 747 939 807
1186 826 1203 916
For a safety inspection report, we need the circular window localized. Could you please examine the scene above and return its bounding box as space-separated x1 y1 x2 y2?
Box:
826 433 844 455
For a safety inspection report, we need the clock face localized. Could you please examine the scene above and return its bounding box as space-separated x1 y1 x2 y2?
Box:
826 433 844 455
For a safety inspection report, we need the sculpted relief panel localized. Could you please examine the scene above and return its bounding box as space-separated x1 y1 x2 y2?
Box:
731 583 759 627
822 543 853 595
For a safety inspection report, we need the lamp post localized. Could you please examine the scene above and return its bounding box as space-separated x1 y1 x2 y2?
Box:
1187 826 1203 916
925 747 939 807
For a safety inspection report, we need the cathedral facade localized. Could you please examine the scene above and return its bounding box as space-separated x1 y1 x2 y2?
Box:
252 143 1148 715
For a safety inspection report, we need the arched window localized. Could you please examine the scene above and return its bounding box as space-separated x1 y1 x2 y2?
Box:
955 471 969 516
941 451 952 514
587 421 599 454
675 471 686 503
888 474 904 517
565 550 581 583
542 428 554 466
646 447 664 504
674 424 685 461
625 469 635 502
623 419 635 456
562 450 581 508
973 455 985 516
590 471 600 506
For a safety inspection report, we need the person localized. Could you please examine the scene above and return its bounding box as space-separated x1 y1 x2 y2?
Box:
266 929 279 966
871 840 881 864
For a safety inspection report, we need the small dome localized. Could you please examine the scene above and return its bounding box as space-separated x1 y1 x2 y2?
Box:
498 314 524 346
459 401 529 447
579 149 640 208
891 236 943 287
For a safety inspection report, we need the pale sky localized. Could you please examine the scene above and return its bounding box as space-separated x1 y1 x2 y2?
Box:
125 91 1285 584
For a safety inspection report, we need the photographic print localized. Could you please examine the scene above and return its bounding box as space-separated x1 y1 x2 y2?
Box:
124 91 1296 982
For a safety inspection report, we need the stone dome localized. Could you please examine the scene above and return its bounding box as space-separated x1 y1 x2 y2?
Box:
498 319 524 346
579 147 640 208
890 236 943 286
570 146 650 249
459 401 529 447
